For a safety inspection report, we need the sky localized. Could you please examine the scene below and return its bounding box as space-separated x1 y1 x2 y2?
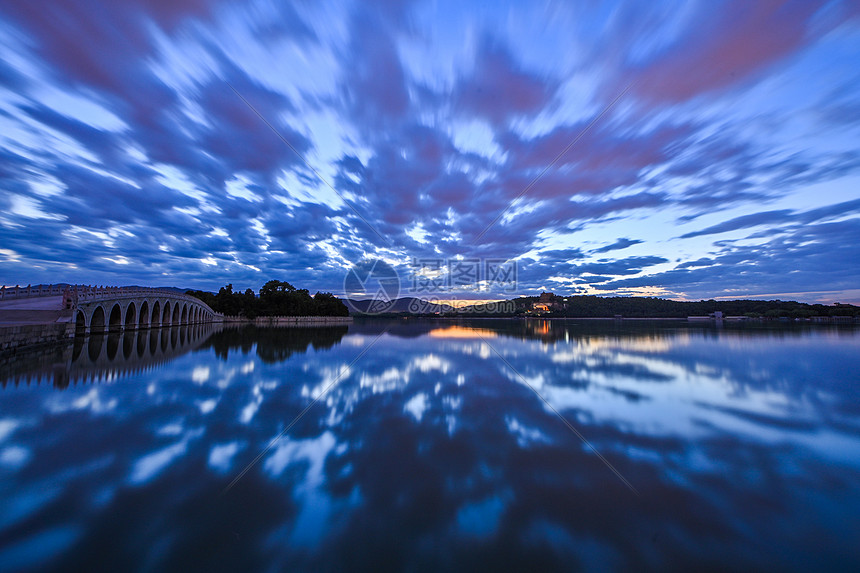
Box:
1 0 859 303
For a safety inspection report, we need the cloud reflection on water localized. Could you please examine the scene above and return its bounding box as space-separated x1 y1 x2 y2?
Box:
0 320 858 571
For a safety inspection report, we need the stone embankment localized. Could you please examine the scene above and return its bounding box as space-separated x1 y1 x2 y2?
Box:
0 322 75 353
0 290 74 352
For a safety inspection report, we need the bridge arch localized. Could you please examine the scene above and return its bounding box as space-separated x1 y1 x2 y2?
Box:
125 302 137 330
91 305 106 333
151 301 161 327
180 304 188 325
108 304 122 331
139 301 149 329
162 301 171 326
172 304 180 325
75 310 87 334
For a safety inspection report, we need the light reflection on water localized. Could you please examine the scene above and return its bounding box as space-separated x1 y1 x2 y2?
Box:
0 320 858 571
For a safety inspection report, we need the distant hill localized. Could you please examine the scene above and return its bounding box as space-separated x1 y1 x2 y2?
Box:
346 294 860 319
6 283 192 293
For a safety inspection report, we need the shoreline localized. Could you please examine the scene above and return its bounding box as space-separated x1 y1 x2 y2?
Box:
1 315 353 354
219 315 353 325
353 315 859 323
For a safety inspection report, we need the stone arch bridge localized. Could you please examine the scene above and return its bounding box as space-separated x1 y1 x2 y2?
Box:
0 284 221 336
65 286 221 334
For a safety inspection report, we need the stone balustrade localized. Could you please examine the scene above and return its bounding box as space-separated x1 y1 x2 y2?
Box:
0 284 67 300
62 285 212 308
1 284 210 305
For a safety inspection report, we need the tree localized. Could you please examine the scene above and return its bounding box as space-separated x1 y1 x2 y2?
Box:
188 281 351 317
314 292 350 316
260 280 296 297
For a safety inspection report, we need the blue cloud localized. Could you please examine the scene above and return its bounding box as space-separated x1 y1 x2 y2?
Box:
0 1 858 302
592 238 644 254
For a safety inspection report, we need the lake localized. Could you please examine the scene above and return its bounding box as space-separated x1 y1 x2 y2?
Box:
1 319 858 571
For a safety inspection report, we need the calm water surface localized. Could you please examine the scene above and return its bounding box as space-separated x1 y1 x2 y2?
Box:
1 319 858 572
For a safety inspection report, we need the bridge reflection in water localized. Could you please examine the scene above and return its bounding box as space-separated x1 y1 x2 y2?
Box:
1 323 352 389
1 323 221 389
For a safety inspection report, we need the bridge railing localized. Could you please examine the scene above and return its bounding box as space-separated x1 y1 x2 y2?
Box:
0 284 67 300
66 286 202 304
65 286 219 314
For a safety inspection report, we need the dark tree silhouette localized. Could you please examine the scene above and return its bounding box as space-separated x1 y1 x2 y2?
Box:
187 280 349 317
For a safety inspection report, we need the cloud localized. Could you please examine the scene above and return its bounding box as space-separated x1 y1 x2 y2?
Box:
623 0 824 103
680 210 795 239
680 198 860 239
196 58 311 181
604 218 860 299
341 10 411 126
572 256 669 277
454 38 555 125
592 238 643 254
0 0 858 303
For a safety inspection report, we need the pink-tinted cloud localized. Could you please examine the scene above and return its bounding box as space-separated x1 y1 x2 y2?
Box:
1 0 214 92
628 0 823 103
